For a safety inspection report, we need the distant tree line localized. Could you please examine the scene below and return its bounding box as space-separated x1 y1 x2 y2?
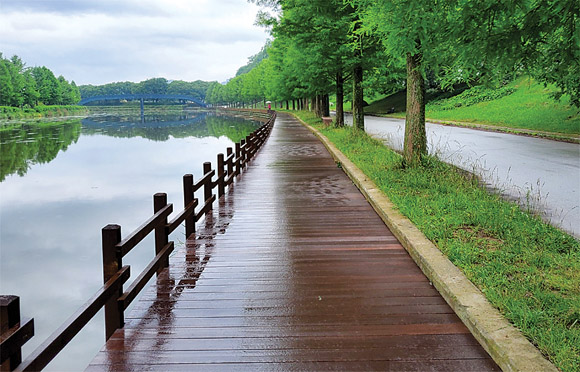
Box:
209 0 579 167
0 54 81 107
79 78 214 102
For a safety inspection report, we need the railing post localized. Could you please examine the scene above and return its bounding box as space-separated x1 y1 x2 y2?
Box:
245 135 252 161
203 162 214 211
240 139 247 168
235 142 241 175
102 224 122 341
226 147 234 183
154 193 169 272
183 174 195 237
1 296 21 371
217 154 225 198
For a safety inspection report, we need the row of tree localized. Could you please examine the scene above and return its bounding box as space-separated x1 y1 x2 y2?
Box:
208 0 579 167
0 54 81 107
79 78 214 101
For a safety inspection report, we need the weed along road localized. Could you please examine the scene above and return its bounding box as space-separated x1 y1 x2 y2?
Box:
345 115 580 238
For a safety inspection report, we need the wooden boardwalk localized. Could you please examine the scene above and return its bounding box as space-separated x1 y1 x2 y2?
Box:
86 113 499 371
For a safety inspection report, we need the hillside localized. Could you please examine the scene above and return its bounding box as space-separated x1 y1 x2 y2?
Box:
366 77 580 136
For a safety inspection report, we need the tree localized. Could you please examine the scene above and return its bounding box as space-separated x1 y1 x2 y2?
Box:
450 0 580 107
351 0 459 166
0 59 14 106
30 66 60 105
250 0 384 128
137 78 168 95
22 70 39 107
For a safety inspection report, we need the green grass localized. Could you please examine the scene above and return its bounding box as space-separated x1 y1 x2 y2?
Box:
291 110 580 372
365 77 580 136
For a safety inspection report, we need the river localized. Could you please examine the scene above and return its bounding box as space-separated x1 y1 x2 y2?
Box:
0 110 261 371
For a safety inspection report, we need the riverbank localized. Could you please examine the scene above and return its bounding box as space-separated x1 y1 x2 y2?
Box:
290 110 580 372
0 105 88 120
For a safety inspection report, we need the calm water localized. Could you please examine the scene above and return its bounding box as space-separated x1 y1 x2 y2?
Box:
0 111 260 371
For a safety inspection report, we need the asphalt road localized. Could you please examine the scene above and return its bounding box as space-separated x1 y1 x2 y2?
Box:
344 115 580 238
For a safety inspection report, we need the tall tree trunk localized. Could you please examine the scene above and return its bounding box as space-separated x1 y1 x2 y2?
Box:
286 100 289 110
352 64 364 130
335 71 345 127
313 95 320 117
292 99 296 111
404 51 427 167
323 94 330 117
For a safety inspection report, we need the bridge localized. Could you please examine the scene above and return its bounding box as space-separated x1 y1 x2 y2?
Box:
78 94 207 115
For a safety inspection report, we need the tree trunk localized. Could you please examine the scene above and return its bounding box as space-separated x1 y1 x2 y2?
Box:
404 51 427 167
292 99 296 111
323 94 330 117
352 64 364 131
313 95 321 117
335 71 345 127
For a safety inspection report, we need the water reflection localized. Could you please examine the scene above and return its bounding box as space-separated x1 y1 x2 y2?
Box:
0 111 259 371
81 112 260 143
0 120 81 181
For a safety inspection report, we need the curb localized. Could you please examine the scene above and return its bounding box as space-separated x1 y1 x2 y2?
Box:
294 114 558 372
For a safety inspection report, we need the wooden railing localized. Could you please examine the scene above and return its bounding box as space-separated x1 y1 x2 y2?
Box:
0 111 276 372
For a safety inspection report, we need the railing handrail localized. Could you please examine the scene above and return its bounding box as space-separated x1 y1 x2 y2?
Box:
0 110 276 372
116 203 174 257
13 266 131 372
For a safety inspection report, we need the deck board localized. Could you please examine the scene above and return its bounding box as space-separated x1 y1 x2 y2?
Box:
86 113 499 371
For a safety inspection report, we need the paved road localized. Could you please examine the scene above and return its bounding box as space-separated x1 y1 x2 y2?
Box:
345 115 580 238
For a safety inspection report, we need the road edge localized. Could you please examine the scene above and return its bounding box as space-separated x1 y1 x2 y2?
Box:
293 114 559 372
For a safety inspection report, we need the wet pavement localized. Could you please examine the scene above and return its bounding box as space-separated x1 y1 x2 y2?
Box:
86 113 499 371
348 116 580 238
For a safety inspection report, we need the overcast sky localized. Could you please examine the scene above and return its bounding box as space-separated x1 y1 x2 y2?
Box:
0 0 270 85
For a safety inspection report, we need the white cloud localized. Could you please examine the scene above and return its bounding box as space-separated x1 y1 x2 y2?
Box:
0 0 269 84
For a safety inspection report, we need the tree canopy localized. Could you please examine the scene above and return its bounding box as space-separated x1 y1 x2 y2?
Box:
0 54 80 107
226 0 579 167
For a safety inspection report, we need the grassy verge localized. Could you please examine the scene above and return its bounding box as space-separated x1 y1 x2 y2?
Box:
365 77 580 137
0 105 88 120
291 110 580 372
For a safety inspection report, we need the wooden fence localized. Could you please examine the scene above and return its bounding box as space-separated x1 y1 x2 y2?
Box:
0 112 276 372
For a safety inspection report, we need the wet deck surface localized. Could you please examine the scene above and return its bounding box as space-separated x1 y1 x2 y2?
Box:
86 113 499 371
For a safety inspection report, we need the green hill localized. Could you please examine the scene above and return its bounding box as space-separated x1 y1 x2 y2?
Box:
366 77 580 136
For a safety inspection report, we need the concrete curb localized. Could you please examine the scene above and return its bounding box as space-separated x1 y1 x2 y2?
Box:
294 115 558 372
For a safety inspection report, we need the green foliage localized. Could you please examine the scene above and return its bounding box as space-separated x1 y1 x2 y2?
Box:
236 41 271 76
136 77 168 95
429 85 516 110
0 105 87 120
293 110 580 372
425 77 580 135
0 54 80 108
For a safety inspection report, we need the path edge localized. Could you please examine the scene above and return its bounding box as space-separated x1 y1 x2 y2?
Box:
293 114 558 372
